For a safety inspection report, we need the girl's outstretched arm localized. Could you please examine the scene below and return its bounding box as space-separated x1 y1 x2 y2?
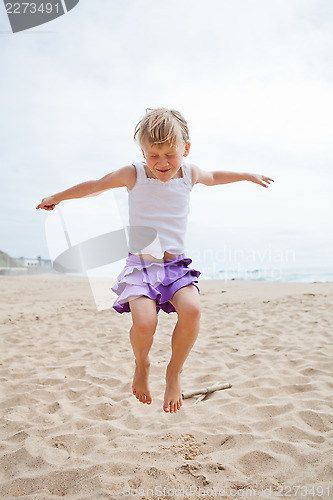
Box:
36 165 136 210
191 164 274 188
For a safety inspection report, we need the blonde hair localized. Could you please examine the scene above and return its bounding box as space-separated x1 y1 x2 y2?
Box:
134 108 190 147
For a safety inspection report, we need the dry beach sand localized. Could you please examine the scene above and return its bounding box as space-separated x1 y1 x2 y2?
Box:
0 273 332 499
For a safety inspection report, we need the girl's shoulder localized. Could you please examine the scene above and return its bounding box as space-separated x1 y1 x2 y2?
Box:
125 164 137 190
189 163 201 186
189 164 215 186
114 164 137 190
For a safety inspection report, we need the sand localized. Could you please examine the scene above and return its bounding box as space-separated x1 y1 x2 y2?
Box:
0 274 332 499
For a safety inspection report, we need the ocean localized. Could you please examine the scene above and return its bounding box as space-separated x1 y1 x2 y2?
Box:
200 267 333 282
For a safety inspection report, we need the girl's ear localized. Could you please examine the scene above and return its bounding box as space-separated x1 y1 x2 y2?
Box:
183 142 191 157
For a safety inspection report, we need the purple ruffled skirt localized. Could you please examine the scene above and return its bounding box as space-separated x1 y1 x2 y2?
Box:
111 253 201 314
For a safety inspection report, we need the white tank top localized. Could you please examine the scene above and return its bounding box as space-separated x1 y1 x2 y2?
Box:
127 161 193 258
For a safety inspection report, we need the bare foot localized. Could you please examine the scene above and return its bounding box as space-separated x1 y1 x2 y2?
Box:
132 361 152 405
163 368 182 414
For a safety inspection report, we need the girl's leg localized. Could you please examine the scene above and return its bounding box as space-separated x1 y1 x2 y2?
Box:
164 284 201 414
129 295 158 405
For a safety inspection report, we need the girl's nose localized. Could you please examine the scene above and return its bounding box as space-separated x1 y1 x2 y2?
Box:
157 158 168 167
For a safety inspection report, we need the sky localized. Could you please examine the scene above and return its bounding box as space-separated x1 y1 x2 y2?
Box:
1 0 333 277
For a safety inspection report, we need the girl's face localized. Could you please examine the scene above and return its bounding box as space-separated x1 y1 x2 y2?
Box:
141 140 191 182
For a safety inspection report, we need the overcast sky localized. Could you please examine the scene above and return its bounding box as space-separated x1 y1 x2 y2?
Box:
1 0 332 276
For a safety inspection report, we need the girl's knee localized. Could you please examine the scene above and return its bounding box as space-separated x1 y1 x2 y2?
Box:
129 296 158 336
178 301 201 322
132 316 158 336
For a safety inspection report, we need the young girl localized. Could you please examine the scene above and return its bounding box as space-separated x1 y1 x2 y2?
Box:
37 108 274 414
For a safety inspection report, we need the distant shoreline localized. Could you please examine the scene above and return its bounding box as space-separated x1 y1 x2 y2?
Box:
1 267 332 284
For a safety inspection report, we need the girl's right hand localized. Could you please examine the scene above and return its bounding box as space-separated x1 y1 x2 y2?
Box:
36 196 59 210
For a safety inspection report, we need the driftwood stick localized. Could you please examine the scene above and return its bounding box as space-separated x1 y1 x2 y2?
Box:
193 383 223 405
182 382 232 400
193 394 207 405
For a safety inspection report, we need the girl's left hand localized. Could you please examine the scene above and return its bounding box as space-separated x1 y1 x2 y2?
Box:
36 196 59 210
249 174 275 188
